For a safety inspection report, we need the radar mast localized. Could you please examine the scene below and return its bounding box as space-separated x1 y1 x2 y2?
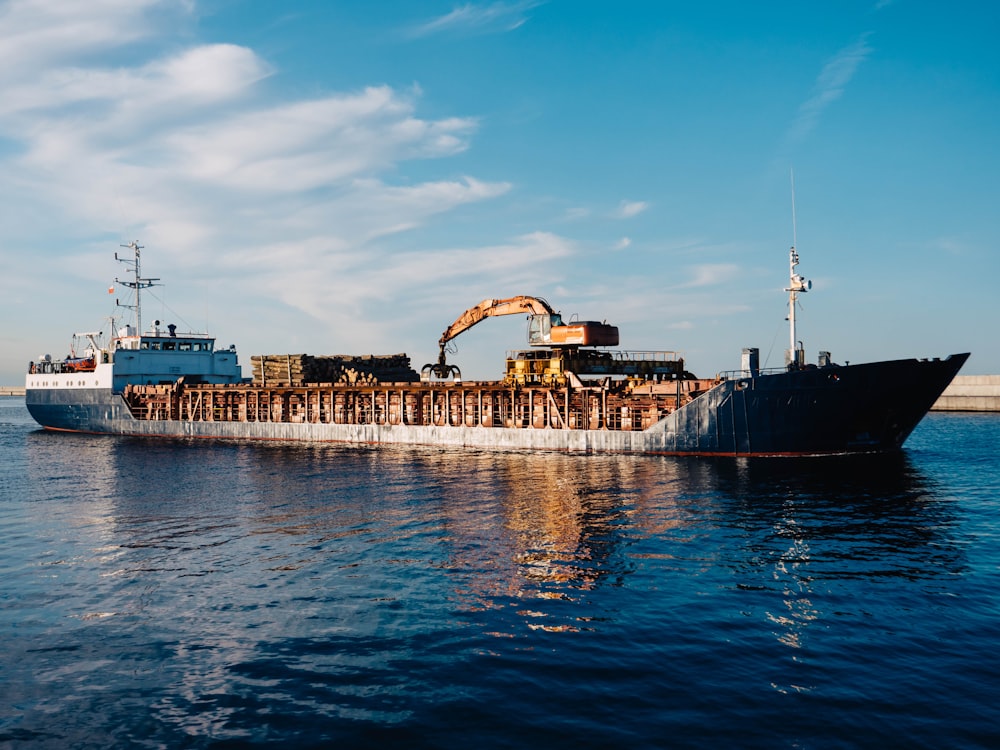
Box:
115 241 159 335
784 171 811 368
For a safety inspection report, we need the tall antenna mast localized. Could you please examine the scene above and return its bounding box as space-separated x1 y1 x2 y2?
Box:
791 168 797 250
115 241 159 335
784 170 810 369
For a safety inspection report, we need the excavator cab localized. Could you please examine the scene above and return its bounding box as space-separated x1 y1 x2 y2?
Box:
526 313 563 346
528 314 619 347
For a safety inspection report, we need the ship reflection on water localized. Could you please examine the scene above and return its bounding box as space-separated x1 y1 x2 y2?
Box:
24 431 962 644
10 404 996 746
712 453 965 666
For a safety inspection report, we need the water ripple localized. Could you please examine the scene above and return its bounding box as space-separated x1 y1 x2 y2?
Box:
2 400 999 747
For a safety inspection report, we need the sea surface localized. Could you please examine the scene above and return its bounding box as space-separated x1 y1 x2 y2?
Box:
1 396 998 749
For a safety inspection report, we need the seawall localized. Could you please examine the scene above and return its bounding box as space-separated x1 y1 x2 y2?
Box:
932 375 1000 412
0 386 25 397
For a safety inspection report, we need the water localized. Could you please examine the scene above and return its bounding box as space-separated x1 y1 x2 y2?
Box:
1 396 998 749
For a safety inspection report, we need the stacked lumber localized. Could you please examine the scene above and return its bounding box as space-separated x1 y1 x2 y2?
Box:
251 354 420 385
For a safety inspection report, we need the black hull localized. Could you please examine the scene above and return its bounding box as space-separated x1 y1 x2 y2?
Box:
25 354 969 456
657 354 970 455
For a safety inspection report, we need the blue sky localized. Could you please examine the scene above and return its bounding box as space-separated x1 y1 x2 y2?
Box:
1 0 997 383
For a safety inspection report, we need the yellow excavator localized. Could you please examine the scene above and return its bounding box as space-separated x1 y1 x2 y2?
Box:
421 295 619 381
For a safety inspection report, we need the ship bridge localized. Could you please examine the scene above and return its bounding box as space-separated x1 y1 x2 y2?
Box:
110 326 241 391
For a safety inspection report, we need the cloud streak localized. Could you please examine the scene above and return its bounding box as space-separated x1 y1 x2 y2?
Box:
786 32 873 144
407 1 545 38
676 263 741 289
615 200 649 219
0 0 184 78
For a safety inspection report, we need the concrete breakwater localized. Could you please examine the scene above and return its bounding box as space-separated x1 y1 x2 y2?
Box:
932 375 1000 412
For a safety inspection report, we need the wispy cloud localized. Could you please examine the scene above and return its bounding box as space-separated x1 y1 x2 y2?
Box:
161 88 478 193
615 200 649 219
407 1 544 38
676 263 741 289
931 237 968 256
239 231 573 345
612 237 631 251
786 32 873 144
0 0 536 371
0 0 185 79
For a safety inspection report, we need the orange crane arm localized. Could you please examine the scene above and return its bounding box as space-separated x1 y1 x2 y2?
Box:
438 296 557 348
422 295 618 381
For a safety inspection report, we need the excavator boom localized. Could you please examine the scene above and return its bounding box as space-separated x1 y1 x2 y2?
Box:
422 295 619 381
437 296 557 349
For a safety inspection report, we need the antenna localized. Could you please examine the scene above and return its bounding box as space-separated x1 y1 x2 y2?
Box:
784 170 810 369
790 167 797 250
115 241 160 335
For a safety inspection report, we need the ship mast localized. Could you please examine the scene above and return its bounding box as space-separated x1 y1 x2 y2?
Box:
115 241 159 335
784 171 810 369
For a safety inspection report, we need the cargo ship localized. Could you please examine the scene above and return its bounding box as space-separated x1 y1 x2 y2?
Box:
25 241 968 456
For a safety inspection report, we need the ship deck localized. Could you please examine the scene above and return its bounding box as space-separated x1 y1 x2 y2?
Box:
123 378 718 432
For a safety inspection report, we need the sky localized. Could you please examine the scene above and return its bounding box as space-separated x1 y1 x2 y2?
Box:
1 0 998 384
